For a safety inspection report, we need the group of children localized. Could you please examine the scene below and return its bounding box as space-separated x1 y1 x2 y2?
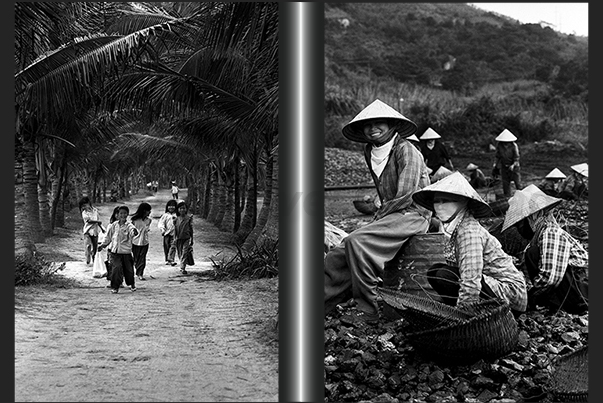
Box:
79 196 195 294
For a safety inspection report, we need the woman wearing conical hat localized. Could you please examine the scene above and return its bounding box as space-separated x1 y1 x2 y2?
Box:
406 133 421 150
502 185 588 314
325 99 432 324
537 167 566 196
412 172 528 314
557 162 588 200
492 128 523 197
418 127 454 176
466 163 489 189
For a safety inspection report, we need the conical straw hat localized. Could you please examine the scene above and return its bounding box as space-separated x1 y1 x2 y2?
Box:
412 171 492 218
406 134 420 142
502 184 563 232
545 168 566 179
570 163 588 178
419 127 442 140
342 99 417 143
495 129 517 142
466 163 479 170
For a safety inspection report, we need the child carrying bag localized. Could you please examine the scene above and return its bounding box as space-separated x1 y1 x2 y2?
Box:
92 251 107 278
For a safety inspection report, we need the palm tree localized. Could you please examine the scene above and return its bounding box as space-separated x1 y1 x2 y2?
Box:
15 3 279 259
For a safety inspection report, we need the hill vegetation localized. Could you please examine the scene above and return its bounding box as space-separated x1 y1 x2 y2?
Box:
324 3 588 162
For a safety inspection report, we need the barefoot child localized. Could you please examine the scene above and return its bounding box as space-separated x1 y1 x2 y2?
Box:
174 200 194 274
98 205 138 293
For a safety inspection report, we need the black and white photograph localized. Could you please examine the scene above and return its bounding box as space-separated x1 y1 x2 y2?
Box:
15 3 278 401
324 3 588 402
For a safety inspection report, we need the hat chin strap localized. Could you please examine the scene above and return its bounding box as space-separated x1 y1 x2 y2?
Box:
440 207 464 224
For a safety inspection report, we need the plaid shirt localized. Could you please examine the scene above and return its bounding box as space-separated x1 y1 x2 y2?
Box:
446 212 528 311
530 215 588 290
364 135 431 221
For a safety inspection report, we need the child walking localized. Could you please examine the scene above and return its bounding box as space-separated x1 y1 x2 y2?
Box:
104 206 121 285
171 181 179 200
174 200 194 275
79 196 105 265
98 205 139 293
158 199 178 266
131 202 153 281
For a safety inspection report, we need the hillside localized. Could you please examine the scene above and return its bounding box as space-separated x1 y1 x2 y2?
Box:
325 3 587 93
324 3 588 173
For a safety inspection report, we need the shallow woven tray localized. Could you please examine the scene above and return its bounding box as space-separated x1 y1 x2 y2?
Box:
353 200 378 215
378 288 474 330
379 288 519 365
549 345 588 402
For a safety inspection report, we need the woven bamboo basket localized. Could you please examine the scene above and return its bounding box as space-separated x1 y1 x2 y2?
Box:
549 345 588 402
381 288 519 365
353 199 378 215
379 287 473 330
381 233 447 319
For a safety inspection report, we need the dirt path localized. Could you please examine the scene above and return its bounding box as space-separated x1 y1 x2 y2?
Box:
15 189 279 402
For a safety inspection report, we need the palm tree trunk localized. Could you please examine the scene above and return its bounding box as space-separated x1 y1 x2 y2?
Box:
92 172 99 203
255 144 278 245
73 175 83 205
202 166 212 219
214 175 227 227
50 151 67 230
15 183 35 259
241 144 273 251
38 181 52 237
22 134 45 244
233 162 241 232
233 162 257 245
207 167 221 223
37 144 52 237
219 167 236 232
55 174 67 228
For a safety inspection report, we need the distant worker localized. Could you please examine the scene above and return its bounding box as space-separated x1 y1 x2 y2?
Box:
406 133 421 150
492 128 522 197
557 163 588 200
538 168 566 196
419 127 454 178
466 163 489 189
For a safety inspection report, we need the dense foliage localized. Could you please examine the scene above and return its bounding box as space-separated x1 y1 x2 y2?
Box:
325 3 587 99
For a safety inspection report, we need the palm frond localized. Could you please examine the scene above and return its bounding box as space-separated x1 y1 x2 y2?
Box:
105 63 254 120
16 14 202 120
